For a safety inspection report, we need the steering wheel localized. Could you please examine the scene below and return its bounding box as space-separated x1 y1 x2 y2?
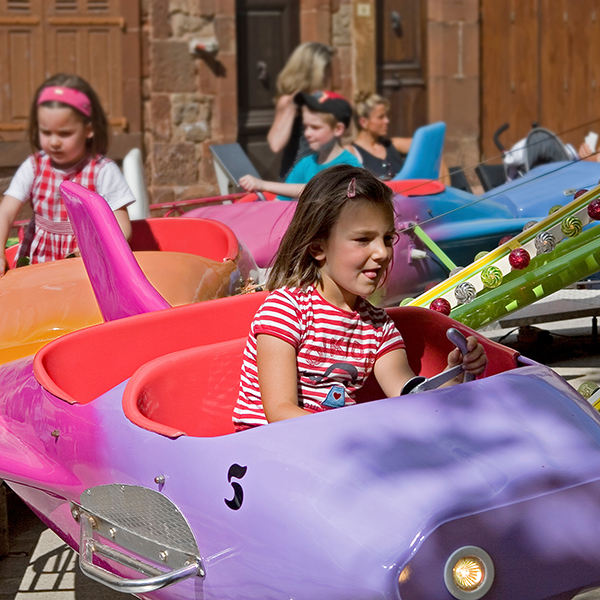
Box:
401 328 476 395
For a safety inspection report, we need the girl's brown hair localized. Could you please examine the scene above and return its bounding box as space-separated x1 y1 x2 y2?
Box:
267 164 395 291
276 42 335 98
28 73 110 156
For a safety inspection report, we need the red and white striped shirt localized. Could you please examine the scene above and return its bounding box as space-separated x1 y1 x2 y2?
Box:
233 285 404 430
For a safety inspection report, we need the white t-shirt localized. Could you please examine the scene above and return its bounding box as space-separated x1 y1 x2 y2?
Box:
5 155 136 211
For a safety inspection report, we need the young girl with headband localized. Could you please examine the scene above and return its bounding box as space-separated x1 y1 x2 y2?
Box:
0 73 136 275
233 165 487 430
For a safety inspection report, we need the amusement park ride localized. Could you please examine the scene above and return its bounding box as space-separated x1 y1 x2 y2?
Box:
3 152 600 599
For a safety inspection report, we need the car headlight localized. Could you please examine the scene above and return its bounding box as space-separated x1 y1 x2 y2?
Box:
444 546 494 599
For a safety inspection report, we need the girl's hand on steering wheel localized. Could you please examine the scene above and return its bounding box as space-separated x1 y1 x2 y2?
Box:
447 335 487 378
239 175 265 193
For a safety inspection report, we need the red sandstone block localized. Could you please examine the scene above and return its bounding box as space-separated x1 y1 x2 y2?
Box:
153 142 198 186
150 186 175 205
429 0 479 23
151 0 171 39
215 16 236 55
151 41 198 93
198 59 218 95
150 94 172 142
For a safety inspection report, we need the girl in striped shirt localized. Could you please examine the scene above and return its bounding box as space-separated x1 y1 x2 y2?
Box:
0 73 135 275
233 165 487 430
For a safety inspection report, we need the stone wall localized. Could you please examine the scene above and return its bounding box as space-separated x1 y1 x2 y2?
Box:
143 0 237 205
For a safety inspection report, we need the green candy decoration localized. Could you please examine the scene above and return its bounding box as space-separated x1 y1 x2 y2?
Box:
400 298 415 306
561 216 582 238
474 251 488 262
481 265 503 288
578 381 599 400
548 204 563 215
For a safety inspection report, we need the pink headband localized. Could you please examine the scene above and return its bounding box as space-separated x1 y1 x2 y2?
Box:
37 86 92 118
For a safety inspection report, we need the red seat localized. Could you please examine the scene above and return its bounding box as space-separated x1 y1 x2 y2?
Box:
119 305 519 439
385 179 445 196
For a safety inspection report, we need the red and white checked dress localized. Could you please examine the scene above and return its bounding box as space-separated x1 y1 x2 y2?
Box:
17 153 107 263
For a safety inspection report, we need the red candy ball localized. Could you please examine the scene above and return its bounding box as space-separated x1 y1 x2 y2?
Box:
430 297 451 315
498 236 513 246
574 188 588 200
588 198 600 221
509 247 531 270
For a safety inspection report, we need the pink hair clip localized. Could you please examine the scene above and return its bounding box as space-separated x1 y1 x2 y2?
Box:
347 178 356 198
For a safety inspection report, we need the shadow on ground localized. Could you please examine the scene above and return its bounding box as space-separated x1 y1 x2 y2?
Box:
0 486 131 599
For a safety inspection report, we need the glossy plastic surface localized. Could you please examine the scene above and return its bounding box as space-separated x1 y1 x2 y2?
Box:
393 121 446 181
0 181 243 365
119 303 519 439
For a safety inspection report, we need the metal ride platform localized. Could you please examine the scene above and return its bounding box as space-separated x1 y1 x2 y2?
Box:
497 287 600 341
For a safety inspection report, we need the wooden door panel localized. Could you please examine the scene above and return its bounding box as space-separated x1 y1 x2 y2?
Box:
0 0 44 140
540 0 600 149
481 0 538 160
236 0 299 180
482 0 600 161
45 0 126 132
376 0 426 138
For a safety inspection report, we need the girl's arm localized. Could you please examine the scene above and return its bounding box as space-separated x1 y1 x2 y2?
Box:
0 195 24 276
239 175 304 199
256 333 310 422
267 95 298 154
113 207 132 241
374 336 487 397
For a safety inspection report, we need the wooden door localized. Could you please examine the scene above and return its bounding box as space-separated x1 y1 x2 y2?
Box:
0 0 140 165
481 0 600 161
0 0 45 142
376 0 427 138
236 0 299 180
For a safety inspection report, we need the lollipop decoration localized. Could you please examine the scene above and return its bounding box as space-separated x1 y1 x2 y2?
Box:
561 216 582 238
523 220 538 231
508 247 531 270
498 236 513 246
574 188 588 199
548 205 563 215
578 381 599 399
454 282 476 304
430 297 451 315
474 251 488 262
534 231 556 255
588 198 600 221
481 265 503 288
449 266 464 278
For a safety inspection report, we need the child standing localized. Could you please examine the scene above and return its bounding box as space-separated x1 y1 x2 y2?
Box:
239 91 361 200
233 165 487 430
0 73 136 275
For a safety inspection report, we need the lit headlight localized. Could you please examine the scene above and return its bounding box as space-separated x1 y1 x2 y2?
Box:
444 546 494 600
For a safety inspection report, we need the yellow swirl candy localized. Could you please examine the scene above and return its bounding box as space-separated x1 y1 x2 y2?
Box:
481 265 503 288
561 216 582 238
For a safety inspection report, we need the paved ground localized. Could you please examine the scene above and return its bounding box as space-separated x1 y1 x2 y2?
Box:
0 489 130 599
1 314 600 599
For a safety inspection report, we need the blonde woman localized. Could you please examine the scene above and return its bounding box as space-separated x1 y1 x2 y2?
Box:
268 42 334 180
350 93 450 182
